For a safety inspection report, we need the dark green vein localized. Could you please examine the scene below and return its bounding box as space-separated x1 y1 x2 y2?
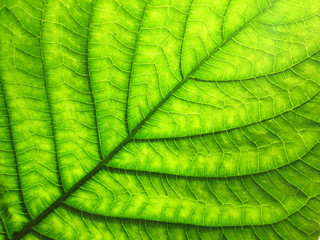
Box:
12 132 133 239
13 0 282 238
125 0 150 135
111 137 318 180
87 0 104 161
135 89 320 142
0 79 32 230
179 0 194 79
29 230 54 240
0 215 9 240
191 49 320 83
221 0 232 41
39 0 64 193
105 140 319 178
61 192 319 228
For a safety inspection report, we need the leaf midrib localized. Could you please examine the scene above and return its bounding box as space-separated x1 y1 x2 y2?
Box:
13 0 280 238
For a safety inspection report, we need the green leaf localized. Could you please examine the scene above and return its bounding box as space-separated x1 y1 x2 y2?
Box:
1 0 320 239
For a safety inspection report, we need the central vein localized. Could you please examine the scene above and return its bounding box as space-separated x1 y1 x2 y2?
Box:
13 0 279 239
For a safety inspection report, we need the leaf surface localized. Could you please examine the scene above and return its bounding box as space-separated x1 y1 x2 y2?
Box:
0 0 320 239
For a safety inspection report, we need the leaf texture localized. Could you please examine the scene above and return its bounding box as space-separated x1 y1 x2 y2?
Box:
0 0 320 239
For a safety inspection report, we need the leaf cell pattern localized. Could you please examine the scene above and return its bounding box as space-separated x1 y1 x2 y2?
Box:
0 0 320 239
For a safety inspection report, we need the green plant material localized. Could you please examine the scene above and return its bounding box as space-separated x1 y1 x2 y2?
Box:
0 0 320 239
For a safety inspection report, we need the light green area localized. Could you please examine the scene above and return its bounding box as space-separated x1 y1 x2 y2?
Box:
0 0 320 239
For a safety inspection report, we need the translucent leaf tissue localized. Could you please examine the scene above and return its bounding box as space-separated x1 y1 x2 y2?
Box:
0 0 320 239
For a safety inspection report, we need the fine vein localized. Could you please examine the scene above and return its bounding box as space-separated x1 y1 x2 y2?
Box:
13 0 280 238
